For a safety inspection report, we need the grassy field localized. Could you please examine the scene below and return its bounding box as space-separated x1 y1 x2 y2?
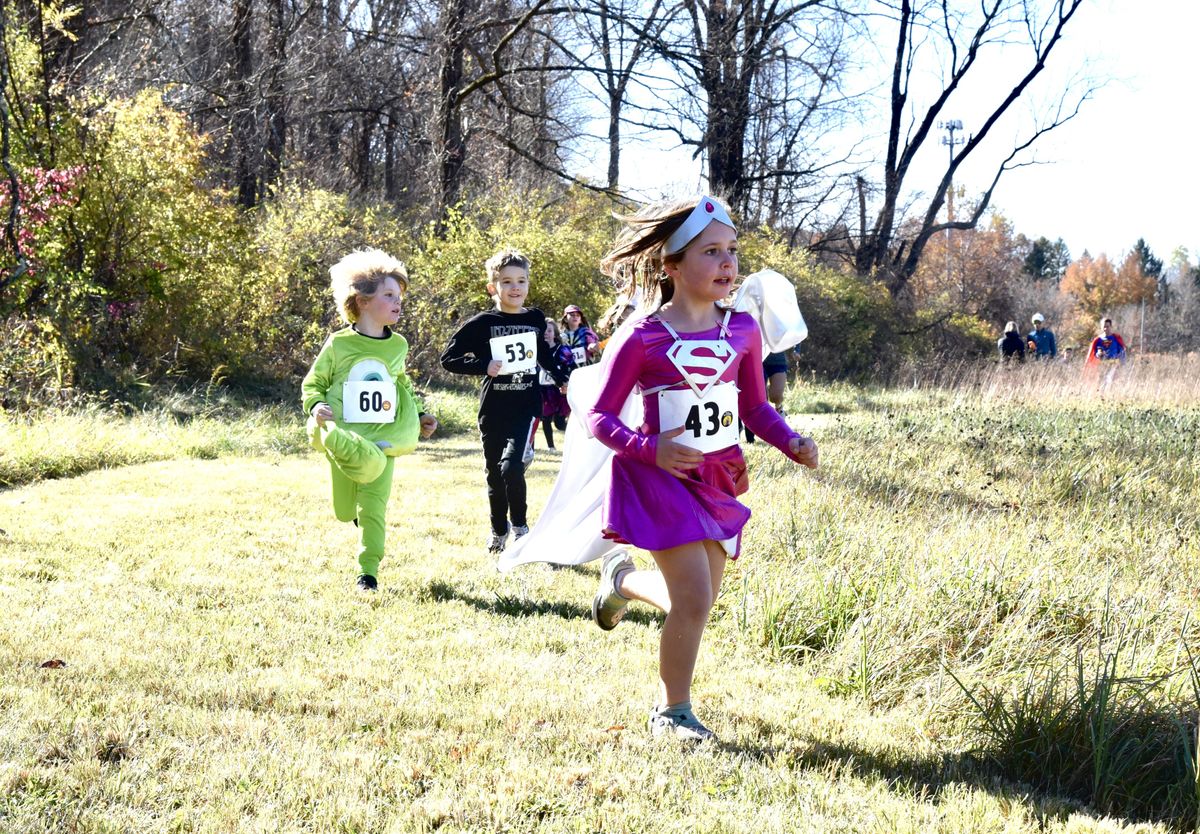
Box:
1 360 1198 832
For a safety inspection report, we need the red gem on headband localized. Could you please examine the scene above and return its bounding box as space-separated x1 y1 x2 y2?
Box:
705 201 714 212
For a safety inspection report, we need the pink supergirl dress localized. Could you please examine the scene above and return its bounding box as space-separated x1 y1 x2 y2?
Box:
586 308 804 557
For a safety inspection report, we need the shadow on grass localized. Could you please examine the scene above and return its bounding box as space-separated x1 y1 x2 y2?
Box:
424 579 663 627
724 725 1200 832
725 731 1081 819
409 443 484 463
720 673 1199 833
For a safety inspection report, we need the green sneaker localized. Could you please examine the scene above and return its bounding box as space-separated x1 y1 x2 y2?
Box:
591 549 634 630
648 704 716 742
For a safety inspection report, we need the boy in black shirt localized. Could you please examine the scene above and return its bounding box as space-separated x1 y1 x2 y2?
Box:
440 249 569 554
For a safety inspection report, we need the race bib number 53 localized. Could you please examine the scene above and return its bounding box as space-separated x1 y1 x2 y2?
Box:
657 382 739 453
342 380 398 423
489 331 538 374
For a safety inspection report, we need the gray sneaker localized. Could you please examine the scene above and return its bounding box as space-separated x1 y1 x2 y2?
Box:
512 524 530 541
487 525 510 554
648 704 716 742
591 549 634 630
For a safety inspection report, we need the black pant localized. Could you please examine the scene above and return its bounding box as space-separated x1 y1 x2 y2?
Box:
480 414 538 536
541 414 567 448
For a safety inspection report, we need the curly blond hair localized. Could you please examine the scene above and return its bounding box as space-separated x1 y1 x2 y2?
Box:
329 248 409 324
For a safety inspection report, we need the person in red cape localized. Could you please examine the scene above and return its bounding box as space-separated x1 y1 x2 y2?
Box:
1085 316 1127 366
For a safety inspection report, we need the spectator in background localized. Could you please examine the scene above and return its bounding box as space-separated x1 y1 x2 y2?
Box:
1086 317 1127 365
1027 312 1057 359
595 295 637 355
561 304 600 366
998 321 1026 362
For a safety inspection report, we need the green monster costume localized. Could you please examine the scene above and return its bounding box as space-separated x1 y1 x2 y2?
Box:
302 326 421 578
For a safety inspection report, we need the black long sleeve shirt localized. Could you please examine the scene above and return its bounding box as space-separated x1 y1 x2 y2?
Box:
440 307 569 420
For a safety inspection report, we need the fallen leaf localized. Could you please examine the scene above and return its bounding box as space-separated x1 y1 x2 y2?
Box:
40 659 67 669
605 724 625 734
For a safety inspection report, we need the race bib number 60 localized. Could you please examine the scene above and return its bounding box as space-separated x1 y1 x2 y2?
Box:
489 331 538 374
342 380 398 423
657 382 739 453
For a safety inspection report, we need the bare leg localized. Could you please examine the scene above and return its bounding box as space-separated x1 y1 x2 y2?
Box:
766 371 787 412
616 543 728 617
617 567 671 612
631 540 728 706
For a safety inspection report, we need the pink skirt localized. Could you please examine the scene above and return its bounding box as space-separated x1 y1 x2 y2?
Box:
602 445 750 557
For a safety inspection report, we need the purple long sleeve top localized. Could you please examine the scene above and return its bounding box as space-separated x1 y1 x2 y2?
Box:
587 311 802 467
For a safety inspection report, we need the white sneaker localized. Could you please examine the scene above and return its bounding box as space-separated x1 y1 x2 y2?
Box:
512 524 530 540
487 525 510 554
648 704 716 742
591 549 634 630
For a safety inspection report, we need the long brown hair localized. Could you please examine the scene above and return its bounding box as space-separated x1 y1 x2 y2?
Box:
600 198 726 310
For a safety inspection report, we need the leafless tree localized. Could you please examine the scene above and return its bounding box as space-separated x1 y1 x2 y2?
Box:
646 0 852 216
833 0 1093 298
428 0 583 216
561 0 666 190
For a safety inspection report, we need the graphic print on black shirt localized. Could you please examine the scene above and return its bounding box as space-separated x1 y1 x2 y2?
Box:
439 308 570 420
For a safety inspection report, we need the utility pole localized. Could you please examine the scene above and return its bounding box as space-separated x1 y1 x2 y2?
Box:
938 119 965 291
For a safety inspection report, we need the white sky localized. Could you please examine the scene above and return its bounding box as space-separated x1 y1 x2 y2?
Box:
594 0 1199 268
987 0 1199 265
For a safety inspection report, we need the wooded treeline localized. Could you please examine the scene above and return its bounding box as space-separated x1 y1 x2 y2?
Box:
4 0 1097 269
2 0 1198 403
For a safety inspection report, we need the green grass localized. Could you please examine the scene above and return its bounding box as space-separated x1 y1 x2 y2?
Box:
2 367 1199 832
0 385 481 489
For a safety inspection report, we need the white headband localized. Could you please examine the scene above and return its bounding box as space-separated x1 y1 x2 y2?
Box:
662 196 736 256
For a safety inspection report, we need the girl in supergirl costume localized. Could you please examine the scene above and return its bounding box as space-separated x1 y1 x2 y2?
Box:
586 196 818 741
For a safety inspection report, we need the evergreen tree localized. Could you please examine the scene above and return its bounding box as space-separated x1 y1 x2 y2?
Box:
1134 238 1164 279
1023 236 1071 282
1133 237 1166 302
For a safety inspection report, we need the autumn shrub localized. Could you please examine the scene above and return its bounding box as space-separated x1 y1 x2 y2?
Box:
403 186 617 379
740 229 897 378
66 90 251 385
0 83 251 394
236 182 414 388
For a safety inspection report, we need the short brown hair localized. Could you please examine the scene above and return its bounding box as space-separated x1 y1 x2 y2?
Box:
485 249 531 285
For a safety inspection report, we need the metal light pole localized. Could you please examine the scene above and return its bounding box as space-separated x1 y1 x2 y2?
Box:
938 119 965 290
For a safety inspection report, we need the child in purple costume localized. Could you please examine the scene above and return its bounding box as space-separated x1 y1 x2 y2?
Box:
591 311 802 553
539 318 575 449
587 195 819 742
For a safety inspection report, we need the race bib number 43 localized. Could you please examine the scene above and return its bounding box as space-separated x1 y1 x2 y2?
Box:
657 382 739 453
490 331 538 374
342 380 398 423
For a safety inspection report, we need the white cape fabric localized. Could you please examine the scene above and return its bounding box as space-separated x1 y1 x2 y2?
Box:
496 269 807 573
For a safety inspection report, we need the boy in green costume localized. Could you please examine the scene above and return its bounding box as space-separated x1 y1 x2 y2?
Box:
302 249 437 591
